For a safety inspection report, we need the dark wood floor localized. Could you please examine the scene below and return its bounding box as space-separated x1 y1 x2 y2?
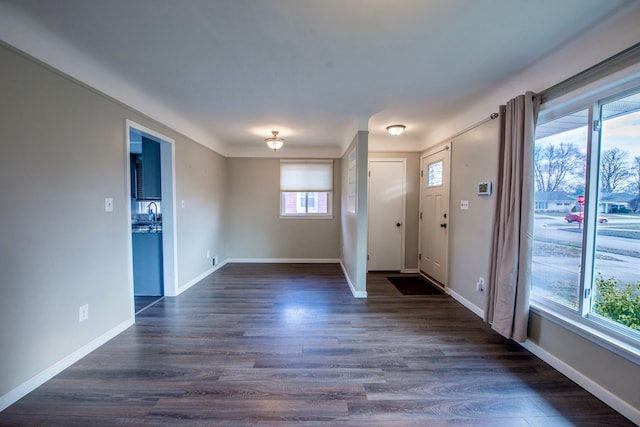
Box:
1 264 632 426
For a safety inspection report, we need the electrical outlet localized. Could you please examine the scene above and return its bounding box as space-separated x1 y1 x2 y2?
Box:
460 200 469 210
206 250 211 259
104 197 113 212
475 277 485 292
181 200 186 209
79 304 89 322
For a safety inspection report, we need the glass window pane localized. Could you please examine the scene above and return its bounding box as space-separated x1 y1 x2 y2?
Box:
283 192 300 214
307 192 317 212
427 160 443 187
297 192 307 213
316 192 328 214
532 109 589 309
281 192 330 216
591 91 640 331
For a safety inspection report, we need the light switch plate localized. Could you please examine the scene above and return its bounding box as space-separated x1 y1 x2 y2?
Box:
79 304 89 322
105 197 114 212
460 200 469 210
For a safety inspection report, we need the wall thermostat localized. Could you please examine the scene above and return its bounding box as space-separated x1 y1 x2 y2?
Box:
478 181 492 196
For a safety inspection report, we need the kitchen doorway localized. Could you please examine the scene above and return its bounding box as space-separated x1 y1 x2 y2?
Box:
125 120 177 316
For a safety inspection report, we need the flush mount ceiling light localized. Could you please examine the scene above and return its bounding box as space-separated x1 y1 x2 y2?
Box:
386 124 406 136
264 130 284 151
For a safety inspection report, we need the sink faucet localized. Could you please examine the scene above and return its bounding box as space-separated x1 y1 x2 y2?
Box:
148 202 158 223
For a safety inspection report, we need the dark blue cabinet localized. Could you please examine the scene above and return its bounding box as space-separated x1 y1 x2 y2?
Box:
132 232 164 296
140 137 161 200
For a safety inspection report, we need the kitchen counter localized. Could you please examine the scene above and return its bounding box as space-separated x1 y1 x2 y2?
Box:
132 222 162 233
132 226 163 234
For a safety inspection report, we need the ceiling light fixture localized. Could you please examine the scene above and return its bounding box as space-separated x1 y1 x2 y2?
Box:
386 124 406 136
264 130 284 151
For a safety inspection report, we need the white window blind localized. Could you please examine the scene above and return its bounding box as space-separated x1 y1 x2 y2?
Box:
280 161 333 192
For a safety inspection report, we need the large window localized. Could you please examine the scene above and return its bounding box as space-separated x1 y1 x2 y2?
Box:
532 85 640 352
280 160 333 218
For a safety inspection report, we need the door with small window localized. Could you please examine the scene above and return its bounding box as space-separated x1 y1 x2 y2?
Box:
420 147 450 285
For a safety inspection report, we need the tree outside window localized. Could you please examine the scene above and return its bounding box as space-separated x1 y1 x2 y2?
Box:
532 90 640 336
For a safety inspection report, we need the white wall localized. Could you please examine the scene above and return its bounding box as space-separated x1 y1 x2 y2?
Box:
447 119 500 311
340 131 368 297
224 158 341 260
0 43 227 408
175 138 227 287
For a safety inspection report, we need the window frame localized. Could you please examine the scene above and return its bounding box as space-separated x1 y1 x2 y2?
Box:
531 76 640 364
279 160 334 219
280 191 332 219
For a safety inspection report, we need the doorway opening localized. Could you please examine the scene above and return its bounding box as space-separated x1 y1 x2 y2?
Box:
125 120 177 317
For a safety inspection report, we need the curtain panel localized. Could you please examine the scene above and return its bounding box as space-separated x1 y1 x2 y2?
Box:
485 92 540 342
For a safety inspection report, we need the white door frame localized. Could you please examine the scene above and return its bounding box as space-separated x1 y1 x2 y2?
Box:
367 158 407 272
125 119 178 318
418 144 451 287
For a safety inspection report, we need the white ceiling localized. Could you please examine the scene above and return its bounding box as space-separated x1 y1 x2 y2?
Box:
0 0 635 156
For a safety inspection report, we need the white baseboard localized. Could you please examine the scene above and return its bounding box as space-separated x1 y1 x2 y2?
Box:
401 268 419 274
447 288 485 319
447 290 638 423
176 259 229 296
0 318 134 412
226 258 341 264
521 339 640 425
339 261 367 298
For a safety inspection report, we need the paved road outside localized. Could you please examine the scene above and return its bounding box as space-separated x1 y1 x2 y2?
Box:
532 213 639 305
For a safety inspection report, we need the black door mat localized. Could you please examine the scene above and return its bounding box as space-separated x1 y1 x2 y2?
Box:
387 276 445 295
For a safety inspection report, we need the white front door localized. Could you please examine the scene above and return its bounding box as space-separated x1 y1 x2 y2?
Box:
420 147 450 285
368 159 405 271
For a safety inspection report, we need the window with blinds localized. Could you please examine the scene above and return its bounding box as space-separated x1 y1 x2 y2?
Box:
280 160 333 218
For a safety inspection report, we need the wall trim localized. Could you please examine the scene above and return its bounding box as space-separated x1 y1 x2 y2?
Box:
0 318 134 412
521 339 640 425
447 288 485 319
226 258 341 264
448 289 639 423
401 268 419 274
340 261 367 298
176 260 228 296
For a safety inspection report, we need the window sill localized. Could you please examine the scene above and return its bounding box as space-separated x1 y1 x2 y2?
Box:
530 302 640 365
279 215 334 220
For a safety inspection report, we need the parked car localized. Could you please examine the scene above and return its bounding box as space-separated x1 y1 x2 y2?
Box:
564 213 608 224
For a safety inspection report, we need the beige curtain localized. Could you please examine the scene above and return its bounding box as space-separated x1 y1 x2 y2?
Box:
485 92 539 342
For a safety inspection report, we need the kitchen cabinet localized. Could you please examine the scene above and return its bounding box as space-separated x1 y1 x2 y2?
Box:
132 232 163 296
130 153 137 198
142 137 161 199
134 136 161 200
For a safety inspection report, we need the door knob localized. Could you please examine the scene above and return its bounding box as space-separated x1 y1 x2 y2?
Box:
396 222 401 227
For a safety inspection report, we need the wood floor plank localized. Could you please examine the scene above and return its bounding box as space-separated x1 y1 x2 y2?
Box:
0 264 633 426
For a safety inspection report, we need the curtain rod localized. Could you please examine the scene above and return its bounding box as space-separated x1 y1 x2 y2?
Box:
537 42 640 104
442 112 500 143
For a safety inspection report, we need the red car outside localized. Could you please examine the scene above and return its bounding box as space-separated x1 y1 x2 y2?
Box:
564 213 608 224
